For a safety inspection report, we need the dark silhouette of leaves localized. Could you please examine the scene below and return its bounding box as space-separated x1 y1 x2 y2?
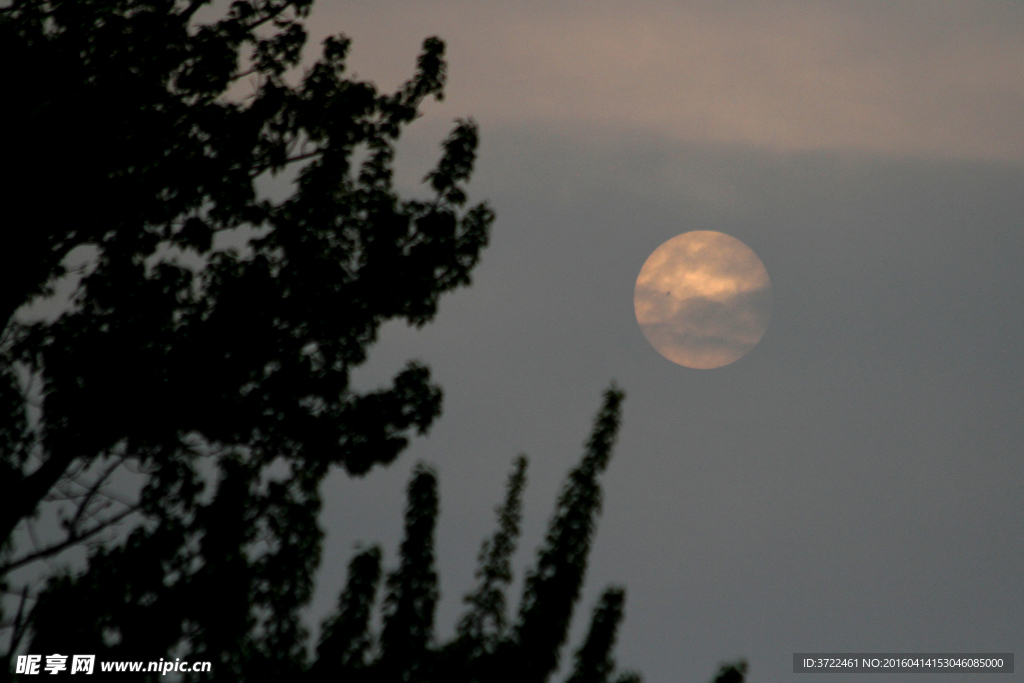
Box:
459 454 527 647
711 660 748 683
379 465 440 683
308 388 655 683
310 547 382 682
508 387 624 682
565 587 627 683
0 0 490 679
0 2 747 681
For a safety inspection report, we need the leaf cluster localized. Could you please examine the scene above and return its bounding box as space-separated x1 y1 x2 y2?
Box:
0 3 750 682
0 0 491 675
310 388 642 683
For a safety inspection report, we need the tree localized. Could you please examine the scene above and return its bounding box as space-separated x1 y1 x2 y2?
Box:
1 2 750 681
308 387 749 683
710 661 748 683
1 0 490 676
310 387 642 683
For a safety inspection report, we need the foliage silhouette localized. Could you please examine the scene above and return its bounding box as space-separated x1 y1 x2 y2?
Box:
710 660 748 683
1 1 750 681
1 0 490 678
310 387 642 683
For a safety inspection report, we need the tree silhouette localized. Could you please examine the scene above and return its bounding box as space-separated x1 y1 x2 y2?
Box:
1 0 490 677
710 661 748 683
1 2 750 681
310 387 643 683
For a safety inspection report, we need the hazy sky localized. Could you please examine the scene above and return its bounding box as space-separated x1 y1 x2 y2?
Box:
273 2 1022 681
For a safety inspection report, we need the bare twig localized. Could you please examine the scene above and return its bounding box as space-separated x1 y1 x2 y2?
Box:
66 456 128 536
8 585 30 656
1 504 142 574
232 66 260 82
249 149 324 178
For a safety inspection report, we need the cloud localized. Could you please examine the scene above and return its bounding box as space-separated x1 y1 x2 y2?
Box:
308 0 1024 161
634 231 772 368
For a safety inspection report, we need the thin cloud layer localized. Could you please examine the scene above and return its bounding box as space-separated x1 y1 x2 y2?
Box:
635 231 772 368
309 0 1024 161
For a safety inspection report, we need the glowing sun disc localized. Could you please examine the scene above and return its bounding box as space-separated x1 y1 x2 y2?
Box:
634 231 772 369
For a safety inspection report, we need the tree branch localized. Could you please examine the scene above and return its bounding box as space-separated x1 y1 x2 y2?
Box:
249 149 324 178
179 0 208 23
244 3 294 32
66 456 127 537
0 504 141 574
231 66 260 82
9 585 30 657
0 450 77 546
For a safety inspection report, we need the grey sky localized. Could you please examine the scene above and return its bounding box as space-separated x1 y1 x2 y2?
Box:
210 1 1024 681
304 0 1024 161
